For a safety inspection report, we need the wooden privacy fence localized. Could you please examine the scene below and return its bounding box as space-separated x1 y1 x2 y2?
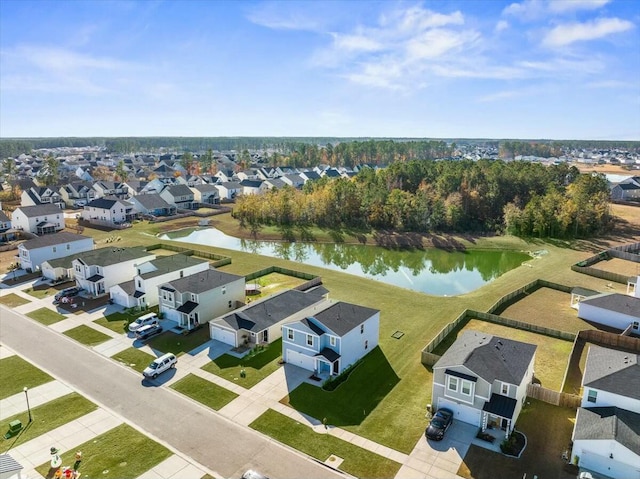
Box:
147 242 232 267
578 329 640 352
527 384 581 408
572 242 639 284
487 278 572 316
245 265 318 282
469 310 576 341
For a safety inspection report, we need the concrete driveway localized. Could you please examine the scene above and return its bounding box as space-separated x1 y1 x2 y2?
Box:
396 421 477 479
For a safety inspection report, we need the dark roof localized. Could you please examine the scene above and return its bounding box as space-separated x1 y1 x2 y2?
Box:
86 274 104 282
302 171 320 180
571 287 600 297
482 393 517 419
445 368 478 382
25 189 42 204
266 178 286 188
164 184 193 197
139 254 207 280
213 289 325 333
574 407 640 454
133 290 145 298
86 197 121 210
435 330 537 385
300 317 326 336
240 179 263 188
76 246 151 267
20 232 92 250
177 301 198 314
0 211 10 222
217 181 241 189
132 193 173 210
618 183 640 190
311 301 379 336
164 268 243 294
580 293 640 318
583 345 640 400
15 204 61 217
190 184 218 193
315 347 340 363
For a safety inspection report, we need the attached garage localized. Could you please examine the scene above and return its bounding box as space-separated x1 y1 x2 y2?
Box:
210 325 236 346
438 397 481 427
286 349 315 371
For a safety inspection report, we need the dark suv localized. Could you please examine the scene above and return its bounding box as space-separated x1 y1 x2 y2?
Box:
54 287 82 303
425 408 453 440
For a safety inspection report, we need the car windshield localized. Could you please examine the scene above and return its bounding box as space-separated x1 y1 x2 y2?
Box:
148 362 159 369
431 419 446 428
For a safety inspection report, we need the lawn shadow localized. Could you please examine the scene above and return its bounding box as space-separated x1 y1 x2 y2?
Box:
286 347 400 427
141 367 177 387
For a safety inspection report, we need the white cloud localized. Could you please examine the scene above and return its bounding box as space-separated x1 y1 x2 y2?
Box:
503 0 611 19
246 2 327 31
332 33 382 53
586 79 634 89
495 20 510 32
477 89 524 103
502 0 545 20
547 0 610 13
543 17 634 47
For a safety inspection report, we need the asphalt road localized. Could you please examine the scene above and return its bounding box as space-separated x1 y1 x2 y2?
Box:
0 306 343 479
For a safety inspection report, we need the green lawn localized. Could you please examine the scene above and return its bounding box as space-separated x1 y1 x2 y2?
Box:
251 409 401 479
0 293 30 307
35 423 172 479
458 399 576 479
63 325 112 347
24 283 72 300
170 374 238 410
0 356 53 400
95 306 160 334
201 338 283 388
247 272 307 301
284 347 399 428
26 307 66 325
0 393 97 448
111 347 157 373
147 325 210 357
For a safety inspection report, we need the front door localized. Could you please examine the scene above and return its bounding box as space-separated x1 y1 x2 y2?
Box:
332 360 339 375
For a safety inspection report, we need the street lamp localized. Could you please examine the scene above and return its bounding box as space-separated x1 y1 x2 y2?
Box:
23 387 32 423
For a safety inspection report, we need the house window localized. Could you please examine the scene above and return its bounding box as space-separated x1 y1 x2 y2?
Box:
360 324 364 334
462 381 471 396
587 390 597 403
287 329 294 341
162 291 167 300
365 340 368 350
228 300 232 308
52 246 56 253
307 334 313 346
501 383 509 395
137 279 141 288
330 336 336 347
180 271 183 278
191 293 196 302
66 244 70 250
448 376 458 392
222 286 226 295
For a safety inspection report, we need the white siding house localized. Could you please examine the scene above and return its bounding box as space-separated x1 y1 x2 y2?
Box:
18 232 94 273
578 293 640 333
11 204 65 235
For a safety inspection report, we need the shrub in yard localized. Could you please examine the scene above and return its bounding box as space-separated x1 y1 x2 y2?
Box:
322 359 361 392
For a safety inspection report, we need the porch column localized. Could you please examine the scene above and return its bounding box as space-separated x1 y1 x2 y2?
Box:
504 419 511 439
481 412 488 432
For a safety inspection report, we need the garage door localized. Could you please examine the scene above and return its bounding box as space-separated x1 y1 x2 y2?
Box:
211 326 236 346
286 350 315 371
581 450 640 479
438 397 481 427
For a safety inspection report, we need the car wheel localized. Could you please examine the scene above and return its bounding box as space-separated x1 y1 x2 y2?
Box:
170 363 176 369
152 373 158 379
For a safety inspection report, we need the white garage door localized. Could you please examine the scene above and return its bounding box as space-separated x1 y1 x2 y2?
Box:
581 450 640 479
286 350 315 371
211 326 236 346
438 397 481 427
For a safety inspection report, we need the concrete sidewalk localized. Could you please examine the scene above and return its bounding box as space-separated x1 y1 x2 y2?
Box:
0 381 73 420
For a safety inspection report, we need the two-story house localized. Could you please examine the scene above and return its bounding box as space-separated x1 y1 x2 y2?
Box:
11 204 65 235
209 288 327 347
571 345 640 479
159 268 245 331
189 184 220 205
109 254 209 308
21 187 64 208
159 185 195 210
214 181 241 200
92 181 127 199
0 210 16 243
281 300 380 376
128 193 176 217
82 197 136 226
432 330 537 439
59 183 95 207
239 179 266 196
73 246 156 297
18 232 94 273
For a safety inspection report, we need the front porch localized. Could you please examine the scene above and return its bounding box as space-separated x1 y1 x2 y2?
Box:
314 347 340 377
481 394 516 439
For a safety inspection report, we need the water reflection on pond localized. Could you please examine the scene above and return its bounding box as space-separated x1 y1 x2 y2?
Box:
161 228 530 296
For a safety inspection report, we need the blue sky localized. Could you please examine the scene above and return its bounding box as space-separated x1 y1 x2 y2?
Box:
1 0 638 140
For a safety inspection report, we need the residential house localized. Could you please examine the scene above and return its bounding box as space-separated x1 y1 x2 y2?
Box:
18 232 94 273
92 181 127 199
129 193 176 217
281 174 304 189
11 204 65 235
0 211 16 243
59 183 95 207
239 179 265 196
82 197 136 226
282 300 380 376
159 184 195 210
215 182 241 200
263 178 286 190
110 254 209 308
21 187 64 208
431 330 537 439
299 170 321 183
190 184 220 205
121 180 150 197
159 268 245 330
577 293 640 333
611 183 640 201
209 288 327 348
571 345 640 478
73 246 156 297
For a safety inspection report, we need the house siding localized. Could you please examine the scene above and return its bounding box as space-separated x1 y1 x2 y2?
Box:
19 237 94 272
580 388 640 411
578 302 639 331
571 439 640 479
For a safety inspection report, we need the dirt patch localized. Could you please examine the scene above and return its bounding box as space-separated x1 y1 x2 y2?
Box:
593 257 640 276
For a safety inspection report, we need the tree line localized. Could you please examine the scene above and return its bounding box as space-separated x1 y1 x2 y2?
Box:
233 160 612 239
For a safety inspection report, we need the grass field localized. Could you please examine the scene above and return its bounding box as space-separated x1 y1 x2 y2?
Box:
170 373 238 410
35 423 172 479
250 409 402 479
26 307 66 325
24 282 74 299
0 355 53 400
148 326 210 357
0 293 30 307
111 347 157 373
0 393 97 448
63 325 112 347
202 338 283 389
95 306 160 334
247 272 307 301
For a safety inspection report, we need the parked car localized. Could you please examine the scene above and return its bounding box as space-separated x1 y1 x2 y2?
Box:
142 352 177 379
135 323 163 341
54 287 82 303
242 470 269 479
425 408 453 440
128 312 159 332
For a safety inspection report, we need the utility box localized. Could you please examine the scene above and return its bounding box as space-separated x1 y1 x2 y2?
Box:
4 420 22 439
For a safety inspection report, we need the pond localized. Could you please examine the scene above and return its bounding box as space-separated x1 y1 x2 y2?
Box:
160 228 531 296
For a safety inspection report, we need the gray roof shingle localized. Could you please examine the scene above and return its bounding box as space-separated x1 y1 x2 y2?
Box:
574 407 640 454
163 268 243 294
580 293 640 318
583 345 640 400
20 232 92 250
311 301 379 336
15 204 62 217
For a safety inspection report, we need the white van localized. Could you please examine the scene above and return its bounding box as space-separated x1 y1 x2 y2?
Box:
128 312 159 332
143 353 177 379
